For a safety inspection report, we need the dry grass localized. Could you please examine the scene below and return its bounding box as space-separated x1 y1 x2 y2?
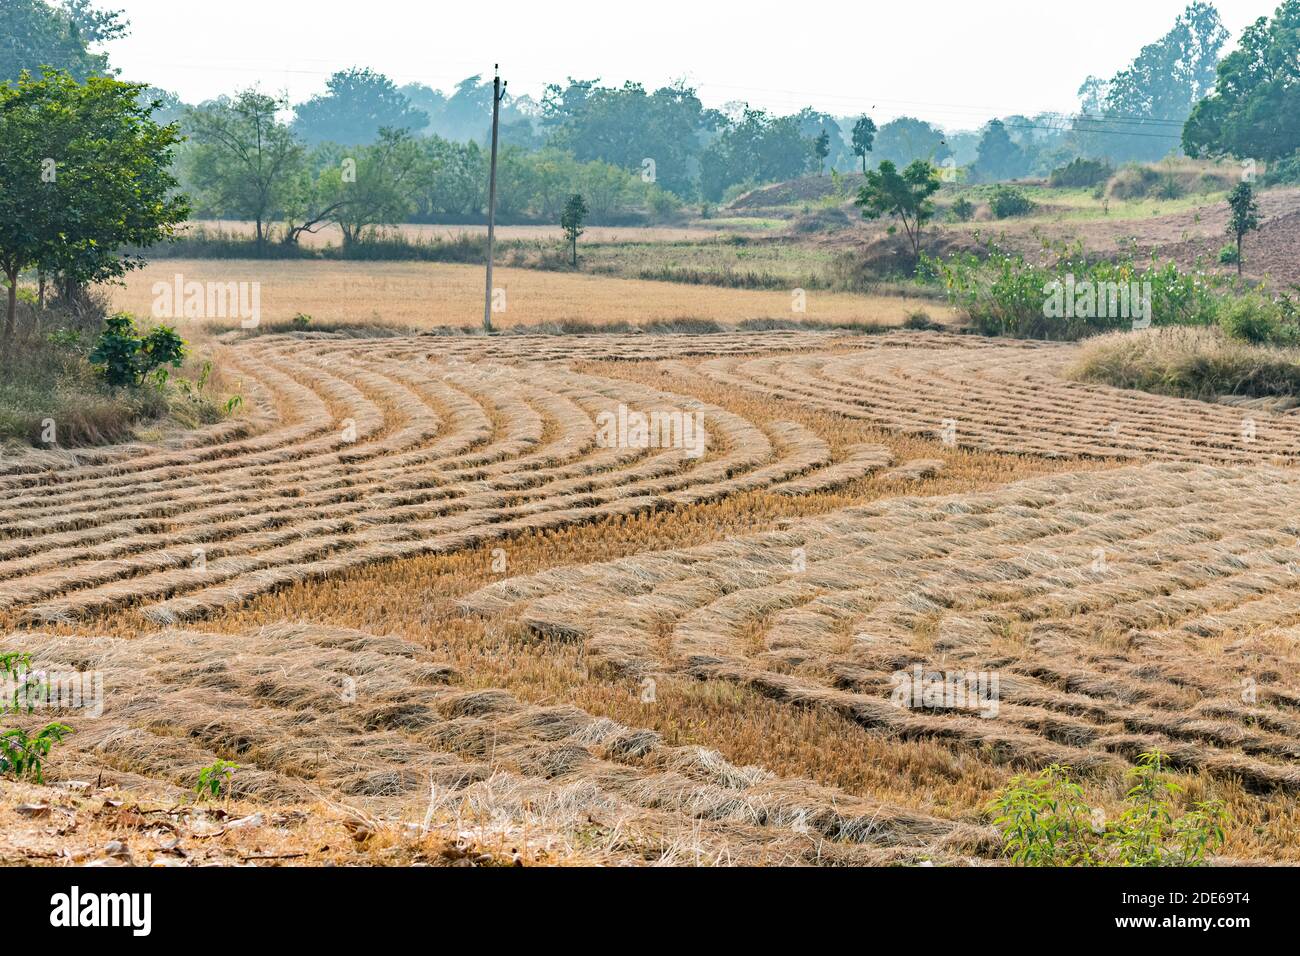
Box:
6 329 1300 864
687 333 1300 463
0 331 937 625
1069 326 1300 404
104 259 928 331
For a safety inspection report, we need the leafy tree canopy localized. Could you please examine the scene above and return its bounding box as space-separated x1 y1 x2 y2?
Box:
854 159 941 261
1 0 127 82
541 79 711 197
873 117 953 169
1184 0 1300 162
291 68 429 146
1077 2 1228 162
0 68 187 335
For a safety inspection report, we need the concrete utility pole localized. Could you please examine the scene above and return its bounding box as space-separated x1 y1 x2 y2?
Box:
483 65 505 333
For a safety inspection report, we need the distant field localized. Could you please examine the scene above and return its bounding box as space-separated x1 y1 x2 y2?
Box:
107 259 936 330
187 219 730 246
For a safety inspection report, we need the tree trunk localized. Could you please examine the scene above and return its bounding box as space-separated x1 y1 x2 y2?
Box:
38 273 46 309
4 268 16 339
1237 235 1243 277
571 237 577 268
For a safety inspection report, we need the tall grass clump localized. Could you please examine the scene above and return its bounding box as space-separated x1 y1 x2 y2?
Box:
1069 326 1300 400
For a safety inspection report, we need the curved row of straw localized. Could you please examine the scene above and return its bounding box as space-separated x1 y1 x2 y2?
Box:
0 335 887 623
463 462 1300 791
2 624 988 865
693 339 1300 463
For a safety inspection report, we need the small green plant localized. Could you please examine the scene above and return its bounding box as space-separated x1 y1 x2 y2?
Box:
224 394 244 415
195 759 240 800
989 750 1228 867
0 652 70 783
1226 181 1261 277
1 651 38 713
561 193 589 267
1218 243 1241 265
0 724 72 783
990 764 1098 866
88 313 187 388
291 313 312 328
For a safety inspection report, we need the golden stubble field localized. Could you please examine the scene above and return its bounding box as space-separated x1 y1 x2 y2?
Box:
105 259 932 330
4 328 1300 866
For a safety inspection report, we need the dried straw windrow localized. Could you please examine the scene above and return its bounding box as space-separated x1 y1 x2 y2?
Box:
771 444 895 496
0 334 890 624
463 462 1300 791
881 459 946 482
1 625 989 865
694 338 1300 463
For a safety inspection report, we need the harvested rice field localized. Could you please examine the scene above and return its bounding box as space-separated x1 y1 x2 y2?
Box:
108 259 929 331
6 328 1300 866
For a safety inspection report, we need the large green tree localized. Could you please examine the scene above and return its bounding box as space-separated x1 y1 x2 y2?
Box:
1 0 126 82
699 107 817 201
291 68 428 146
1183 0 1300 162
316 128 422 247
542 79 711 198
1077 2 1227 162
971 119 1029 182
185 89 304 251
0 68 186 337
872 117 952 169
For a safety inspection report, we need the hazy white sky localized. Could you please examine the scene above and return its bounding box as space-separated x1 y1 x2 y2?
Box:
106 0 1280 128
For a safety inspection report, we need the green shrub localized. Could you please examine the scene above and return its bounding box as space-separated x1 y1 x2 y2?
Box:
988 186 1033 219
646 186 683 220
1218 295 1293 345
930 245 1220 340
1156 174 1185 200
1049 158 1113 189
1218 243 1241 265
1107 164 1162 200
1263 150 1300 186
89 314 187 388
903 311 942 331
990 751 1228 867
950 197 976 222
